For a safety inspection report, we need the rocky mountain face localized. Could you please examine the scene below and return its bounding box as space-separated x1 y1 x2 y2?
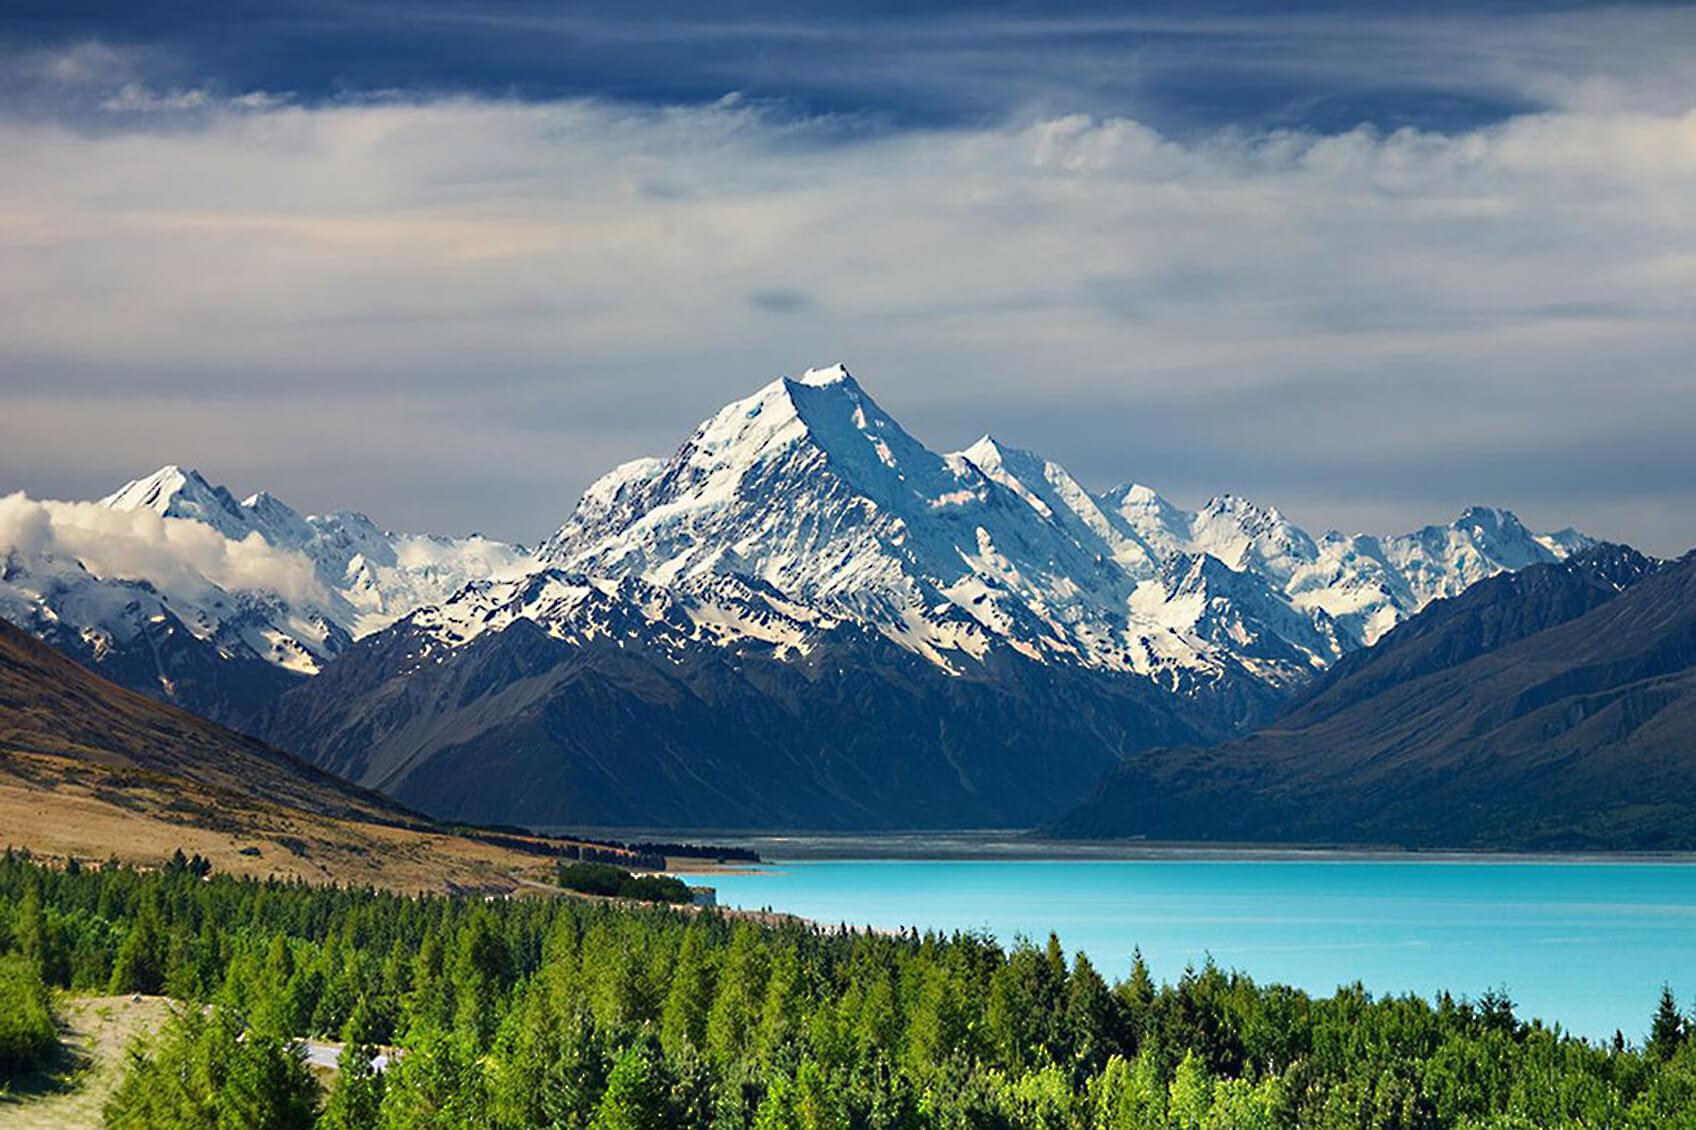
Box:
262 589 1212 828
1045 544 1696 849
257 364 1593 828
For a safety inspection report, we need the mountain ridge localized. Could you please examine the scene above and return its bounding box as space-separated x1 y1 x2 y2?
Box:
535 365 1589 691
1 467 528 726
1044 544 1696 849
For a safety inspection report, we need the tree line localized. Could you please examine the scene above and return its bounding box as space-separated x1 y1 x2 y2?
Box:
554 861 694 904
2 849 1695 1127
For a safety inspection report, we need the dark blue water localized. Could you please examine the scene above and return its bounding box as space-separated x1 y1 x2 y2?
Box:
708 857 1696 1042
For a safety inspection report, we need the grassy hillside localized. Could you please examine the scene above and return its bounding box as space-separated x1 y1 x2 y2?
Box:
0 619 646 891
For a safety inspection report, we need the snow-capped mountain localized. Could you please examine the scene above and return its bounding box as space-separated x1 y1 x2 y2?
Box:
251 363 1600 828
5 363 1600 828
0 467 528 724
101 465 529 639
531 363 1588 696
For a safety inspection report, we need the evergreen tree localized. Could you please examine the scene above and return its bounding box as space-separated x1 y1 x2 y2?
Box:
792 1058 849 1130
1094 1050 1167 1130
1650 985 1687 1061
591 1039 671 1130
902 961 965 1080
1116 947 1156 1056
987 938 1061 1069
377 1029 489 1129
757 943 806 1069
14 871 46 974
705 923 767 1070
1063 950 1116 1074
104 1007 318 1130
1168 1049 1214 1130
320 999 386 1130
752 1072 800 1130
854 961 901 1064
405 926 453 1039
450 908 513 1048
108 899 166 994
660 919 715 1059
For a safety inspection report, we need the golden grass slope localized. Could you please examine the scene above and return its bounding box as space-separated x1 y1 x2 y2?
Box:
0 619 612 892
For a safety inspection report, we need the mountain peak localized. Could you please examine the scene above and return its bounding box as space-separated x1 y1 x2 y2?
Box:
101 464 209 511
958 433 1036 471
1455 504 1523 530
100 464 252 538
1113 483 1161 505
1201 492 1283 521
793 362 853 388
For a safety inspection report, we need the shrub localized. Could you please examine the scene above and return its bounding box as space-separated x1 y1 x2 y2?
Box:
0 951 57 1072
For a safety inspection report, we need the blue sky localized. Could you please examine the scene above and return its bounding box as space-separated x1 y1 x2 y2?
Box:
2 2 1695 551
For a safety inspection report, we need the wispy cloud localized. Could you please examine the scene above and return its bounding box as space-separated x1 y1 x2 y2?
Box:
99 83 290 113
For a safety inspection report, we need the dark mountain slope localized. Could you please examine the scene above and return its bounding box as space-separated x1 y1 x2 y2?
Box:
1279 543 1657 727
0 618 407 825
0 619 628 889
1047 546 1696 850
262 613 1215 830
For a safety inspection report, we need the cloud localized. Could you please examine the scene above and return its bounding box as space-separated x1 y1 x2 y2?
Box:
19 5 1691 131
100 83 212 112
0 73 1692 553
99 83 292 114
0 492 331 607
35 41 139 87
749 288 814 313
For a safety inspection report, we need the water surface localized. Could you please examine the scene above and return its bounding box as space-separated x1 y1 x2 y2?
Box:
708 855 1696 1042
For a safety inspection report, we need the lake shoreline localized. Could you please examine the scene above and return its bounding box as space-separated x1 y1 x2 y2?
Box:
543 826 1696 865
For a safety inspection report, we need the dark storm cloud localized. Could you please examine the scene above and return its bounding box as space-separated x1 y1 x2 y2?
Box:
8 2 1694 131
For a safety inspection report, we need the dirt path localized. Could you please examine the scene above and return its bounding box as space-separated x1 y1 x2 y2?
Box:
0 994 174 1130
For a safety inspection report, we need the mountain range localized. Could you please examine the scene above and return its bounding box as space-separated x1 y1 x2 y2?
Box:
0 364 1607 829
1046 544 1696 849
0 465 525 727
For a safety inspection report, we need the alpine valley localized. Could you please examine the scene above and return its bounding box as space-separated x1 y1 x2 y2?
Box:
1 365 1603 830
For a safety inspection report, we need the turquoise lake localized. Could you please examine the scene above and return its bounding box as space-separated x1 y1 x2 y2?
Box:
707 856 1696 1042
